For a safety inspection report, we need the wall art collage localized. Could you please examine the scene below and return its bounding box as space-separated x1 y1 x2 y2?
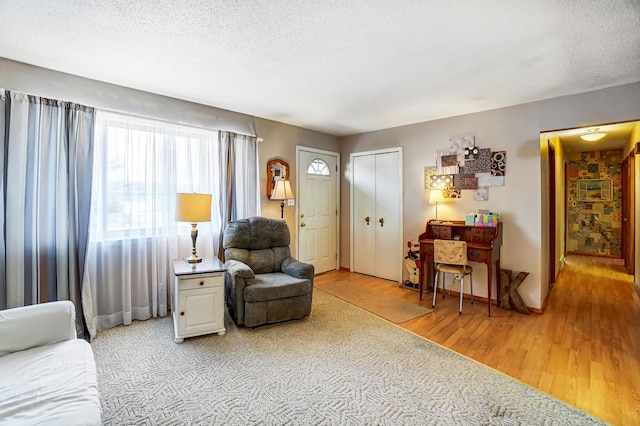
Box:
566 149 622 257
425 136 507 200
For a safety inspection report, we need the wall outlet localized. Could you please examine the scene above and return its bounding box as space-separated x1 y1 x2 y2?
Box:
287 199 295 206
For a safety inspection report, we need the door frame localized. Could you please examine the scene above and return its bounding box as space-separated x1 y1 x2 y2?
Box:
622 152 635 275
548 141 557 288
296 146 341 268
349 147 404 281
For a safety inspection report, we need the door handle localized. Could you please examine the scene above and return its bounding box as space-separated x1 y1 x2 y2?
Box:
300 222 306 227
379 217 384 227
365 216 370 225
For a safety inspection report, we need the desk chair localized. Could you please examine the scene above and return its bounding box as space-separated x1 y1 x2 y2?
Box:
432 239 474 315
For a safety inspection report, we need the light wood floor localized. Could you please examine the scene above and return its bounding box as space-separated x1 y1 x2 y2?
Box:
314 254 640 426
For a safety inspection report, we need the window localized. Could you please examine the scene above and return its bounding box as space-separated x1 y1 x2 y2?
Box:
91 112 222 240
307 158 331 176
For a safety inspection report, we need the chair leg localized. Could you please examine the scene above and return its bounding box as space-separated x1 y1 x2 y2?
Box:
470 272 474 304
459 276 464 315
442 273 446 299
432 271 438 308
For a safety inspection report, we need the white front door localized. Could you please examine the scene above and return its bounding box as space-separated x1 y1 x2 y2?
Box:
297 148 339 274
351 148 403 282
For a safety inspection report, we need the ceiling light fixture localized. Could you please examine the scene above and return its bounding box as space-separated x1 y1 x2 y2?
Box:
580 127 607 142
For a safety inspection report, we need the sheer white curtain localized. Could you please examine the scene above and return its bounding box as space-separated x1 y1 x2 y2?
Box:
82 112 259 338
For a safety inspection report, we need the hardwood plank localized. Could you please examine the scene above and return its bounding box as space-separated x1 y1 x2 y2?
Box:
317 254 640 425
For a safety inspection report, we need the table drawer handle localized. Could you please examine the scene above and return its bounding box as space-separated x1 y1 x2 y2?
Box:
200 281 204 286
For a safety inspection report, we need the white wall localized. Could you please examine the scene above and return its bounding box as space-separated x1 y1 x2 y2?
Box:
339 82 640 309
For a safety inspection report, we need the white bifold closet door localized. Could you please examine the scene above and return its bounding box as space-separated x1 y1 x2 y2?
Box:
351 149 402 282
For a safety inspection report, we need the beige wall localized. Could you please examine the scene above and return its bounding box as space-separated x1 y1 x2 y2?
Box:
340 82 640 309
0 57 341 258
3 56 640 307
0 58 256 135
254 118 340 255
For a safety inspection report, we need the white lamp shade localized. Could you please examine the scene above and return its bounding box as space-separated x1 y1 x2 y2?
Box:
175 193 212 223
270 179 295 200
429 189 445 204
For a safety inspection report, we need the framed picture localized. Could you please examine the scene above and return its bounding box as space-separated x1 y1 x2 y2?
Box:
267 159 289 198
576 179 612 202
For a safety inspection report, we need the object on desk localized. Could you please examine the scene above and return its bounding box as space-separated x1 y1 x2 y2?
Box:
474 212 500 227
429 189 445 223
499 269 530 315
465 213 476 226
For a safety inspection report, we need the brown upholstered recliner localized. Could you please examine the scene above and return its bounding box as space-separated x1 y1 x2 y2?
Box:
223 217 314 327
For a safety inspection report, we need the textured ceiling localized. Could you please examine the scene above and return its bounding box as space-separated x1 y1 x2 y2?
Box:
1 0 639 136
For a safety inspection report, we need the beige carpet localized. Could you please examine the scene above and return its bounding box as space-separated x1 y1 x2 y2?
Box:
92 290 605 425
315 280 432 323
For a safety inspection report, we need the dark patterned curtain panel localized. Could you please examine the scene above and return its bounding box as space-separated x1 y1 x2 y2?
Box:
0 90 95 337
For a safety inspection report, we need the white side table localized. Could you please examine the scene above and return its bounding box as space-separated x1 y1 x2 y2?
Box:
172 257 226 343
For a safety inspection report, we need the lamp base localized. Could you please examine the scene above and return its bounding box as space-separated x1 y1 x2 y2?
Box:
184 223 202 264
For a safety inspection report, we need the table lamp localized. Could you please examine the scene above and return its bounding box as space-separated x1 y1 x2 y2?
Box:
176 193 212 263
270 179 294 218
429 189 444 223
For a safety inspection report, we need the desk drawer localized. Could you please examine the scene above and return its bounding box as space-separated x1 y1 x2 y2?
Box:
471 227 499 244
468 249 488 262
430 226 451 240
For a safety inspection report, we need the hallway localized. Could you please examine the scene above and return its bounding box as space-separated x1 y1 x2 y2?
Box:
315 255 640 425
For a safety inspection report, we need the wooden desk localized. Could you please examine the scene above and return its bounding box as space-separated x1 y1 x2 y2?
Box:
418 220 503 316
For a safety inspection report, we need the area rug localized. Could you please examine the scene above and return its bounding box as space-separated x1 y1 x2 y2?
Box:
91 291 604 425
315 280 432 323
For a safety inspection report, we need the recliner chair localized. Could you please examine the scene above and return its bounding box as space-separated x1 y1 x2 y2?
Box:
223 217 314 327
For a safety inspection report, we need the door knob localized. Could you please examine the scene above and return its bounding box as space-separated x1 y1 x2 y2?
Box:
365 216 370 225
300 222 306 227
379 217 384 227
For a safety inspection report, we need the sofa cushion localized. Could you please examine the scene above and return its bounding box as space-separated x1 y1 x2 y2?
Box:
244 273 312 302
0 339 101 425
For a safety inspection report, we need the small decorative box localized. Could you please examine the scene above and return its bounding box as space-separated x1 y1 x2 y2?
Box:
465 213 476 226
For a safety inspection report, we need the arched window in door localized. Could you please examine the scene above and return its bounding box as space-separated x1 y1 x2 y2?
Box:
307 158 331 176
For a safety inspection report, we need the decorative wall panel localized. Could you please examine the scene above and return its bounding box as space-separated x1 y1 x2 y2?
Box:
566 149 622 257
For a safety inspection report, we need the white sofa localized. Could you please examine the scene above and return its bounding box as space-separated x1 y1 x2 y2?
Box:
0 301 101 425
